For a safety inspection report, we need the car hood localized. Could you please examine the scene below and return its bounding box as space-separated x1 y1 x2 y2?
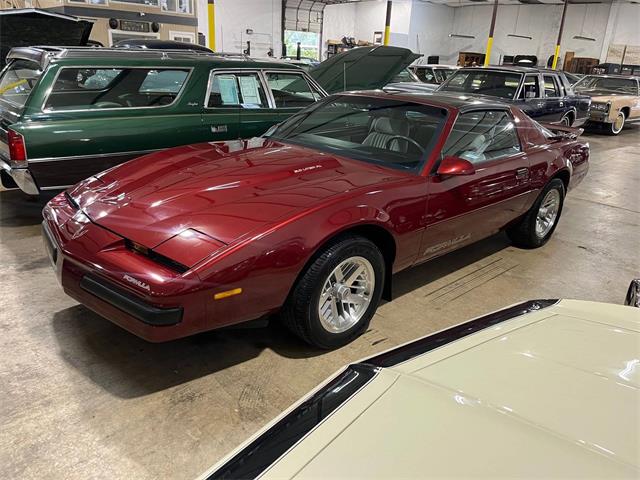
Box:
310 46 421 94
71 138 406 252
204 299 640 479
0 9 93 68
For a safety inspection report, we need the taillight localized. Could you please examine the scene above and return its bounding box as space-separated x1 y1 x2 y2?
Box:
8 129 27 166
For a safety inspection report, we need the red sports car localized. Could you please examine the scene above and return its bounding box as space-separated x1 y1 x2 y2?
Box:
42 92 589 348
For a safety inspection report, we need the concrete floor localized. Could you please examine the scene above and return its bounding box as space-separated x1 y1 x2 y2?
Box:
1 125 639 479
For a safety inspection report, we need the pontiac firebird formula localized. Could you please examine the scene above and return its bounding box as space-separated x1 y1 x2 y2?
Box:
43 91 589 348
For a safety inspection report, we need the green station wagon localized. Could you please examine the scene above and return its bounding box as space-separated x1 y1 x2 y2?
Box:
0 45 418 195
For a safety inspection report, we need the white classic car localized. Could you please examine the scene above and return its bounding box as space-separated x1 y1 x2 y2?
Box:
201 296 640 479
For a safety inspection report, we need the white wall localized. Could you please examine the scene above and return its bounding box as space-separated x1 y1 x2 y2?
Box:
199 0 640 65
450 1 640 65
198 0 281 56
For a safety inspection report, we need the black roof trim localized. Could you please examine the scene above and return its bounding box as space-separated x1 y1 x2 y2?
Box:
205 299 558 479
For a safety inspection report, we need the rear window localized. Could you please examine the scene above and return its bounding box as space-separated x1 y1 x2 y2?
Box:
0 60 43 109
43 67 190 111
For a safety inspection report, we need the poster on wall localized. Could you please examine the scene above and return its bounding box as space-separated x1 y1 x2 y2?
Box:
605 44 625 64
623 45 640 65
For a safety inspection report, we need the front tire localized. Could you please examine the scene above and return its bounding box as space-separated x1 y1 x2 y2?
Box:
608 111 625 135
281 235 384 349
507 179 565 249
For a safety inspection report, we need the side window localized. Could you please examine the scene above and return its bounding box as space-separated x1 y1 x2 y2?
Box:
139 70 189 93
43 68 189 110
520 75 540 99
265 72 321 108
543 75 561 97
207 72 268 108
442 110 521 164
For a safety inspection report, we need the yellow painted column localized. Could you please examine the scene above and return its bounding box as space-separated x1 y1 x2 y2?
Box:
383 1 392 46
208 0 216 51
484 0 498 67
552 0 569 70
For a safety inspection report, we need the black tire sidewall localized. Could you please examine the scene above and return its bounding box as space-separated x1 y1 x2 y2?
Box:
303 238 384 349
530 179 565 247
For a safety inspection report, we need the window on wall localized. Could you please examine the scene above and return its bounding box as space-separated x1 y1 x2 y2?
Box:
169 31 195 43
284 30 320 60
161 0 192 14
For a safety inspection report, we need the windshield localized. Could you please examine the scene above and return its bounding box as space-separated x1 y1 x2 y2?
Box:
440 70 522 99
574 76 638 95
434 68 456 83
269 95 447 172
390 68 419 83
0 59 42 110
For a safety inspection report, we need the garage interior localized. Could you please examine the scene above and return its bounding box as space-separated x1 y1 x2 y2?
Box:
1 0 639 479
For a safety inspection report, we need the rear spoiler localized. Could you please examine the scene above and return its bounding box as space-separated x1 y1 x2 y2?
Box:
539 122 584 140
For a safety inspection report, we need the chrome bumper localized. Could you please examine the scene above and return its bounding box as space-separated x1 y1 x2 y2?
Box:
0 158 39 195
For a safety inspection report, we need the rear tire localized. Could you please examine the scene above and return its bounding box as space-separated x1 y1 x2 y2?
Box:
281 235 384 349
507 179 565 249
607 111 625 135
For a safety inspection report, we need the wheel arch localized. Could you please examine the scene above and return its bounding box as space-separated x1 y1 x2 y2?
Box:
288 223 398 304
551 168 570 192
620 106 630 118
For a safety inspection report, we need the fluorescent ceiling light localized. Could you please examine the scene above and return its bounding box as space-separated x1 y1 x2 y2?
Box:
449 33 476 39
507 33 533 39
573 35 597 41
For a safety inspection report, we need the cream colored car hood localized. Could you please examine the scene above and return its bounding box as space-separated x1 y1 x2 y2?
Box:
204 300 640 479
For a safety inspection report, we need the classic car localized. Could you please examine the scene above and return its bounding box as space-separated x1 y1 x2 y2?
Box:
42 91 589 349
574 74 640 135
0 45 417 195
437 66 591 127
409 63 458 86
202 297 640 479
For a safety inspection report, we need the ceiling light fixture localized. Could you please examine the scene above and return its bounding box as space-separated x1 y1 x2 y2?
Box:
449 33 476 39
573 35 597 41
508 33 533 39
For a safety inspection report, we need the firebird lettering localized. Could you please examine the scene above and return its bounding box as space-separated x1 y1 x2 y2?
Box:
293 165 322 174
424 234 471 255
123 274 151 291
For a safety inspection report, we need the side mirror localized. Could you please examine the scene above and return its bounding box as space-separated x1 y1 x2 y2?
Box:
437 156 476 176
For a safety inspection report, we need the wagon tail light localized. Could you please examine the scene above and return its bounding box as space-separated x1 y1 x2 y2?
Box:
8 129 27 167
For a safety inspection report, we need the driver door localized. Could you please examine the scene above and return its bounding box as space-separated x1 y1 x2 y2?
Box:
420 109 530 261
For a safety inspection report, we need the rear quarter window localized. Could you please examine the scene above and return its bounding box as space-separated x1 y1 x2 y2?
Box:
0 59 43 110
43 67 190 111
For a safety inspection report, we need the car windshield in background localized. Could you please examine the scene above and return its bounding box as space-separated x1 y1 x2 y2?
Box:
270 95 447 172
574 76 639 95
440 70 522 99
0 60 42 110
435 68 456 83
390 68 419 83
43 67 190 111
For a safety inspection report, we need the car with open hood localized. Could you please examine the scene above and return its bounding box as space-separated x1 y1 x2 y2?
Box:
436 66 591 127
42 90 588 348
0 45 417 196
574 74 640 135
201 297 640 479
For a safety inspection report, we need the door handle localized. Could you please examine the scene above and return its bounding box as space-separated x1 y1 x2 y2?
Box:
515 167 529 180
210 125 228 133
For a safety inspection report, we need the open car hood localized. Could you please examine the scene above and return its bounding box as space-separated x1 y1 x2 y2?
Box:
0 9 93 68
310 46 421 94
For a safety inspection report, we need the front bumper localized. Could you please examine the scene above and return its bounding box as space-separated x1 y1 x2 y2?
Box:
41 195 207 342
587 110 612 124
0 158 39 195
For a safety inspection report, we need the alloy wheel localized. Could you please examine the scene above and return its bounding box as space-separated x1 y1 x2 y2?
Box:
535 189 561 238
318 256 375 333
